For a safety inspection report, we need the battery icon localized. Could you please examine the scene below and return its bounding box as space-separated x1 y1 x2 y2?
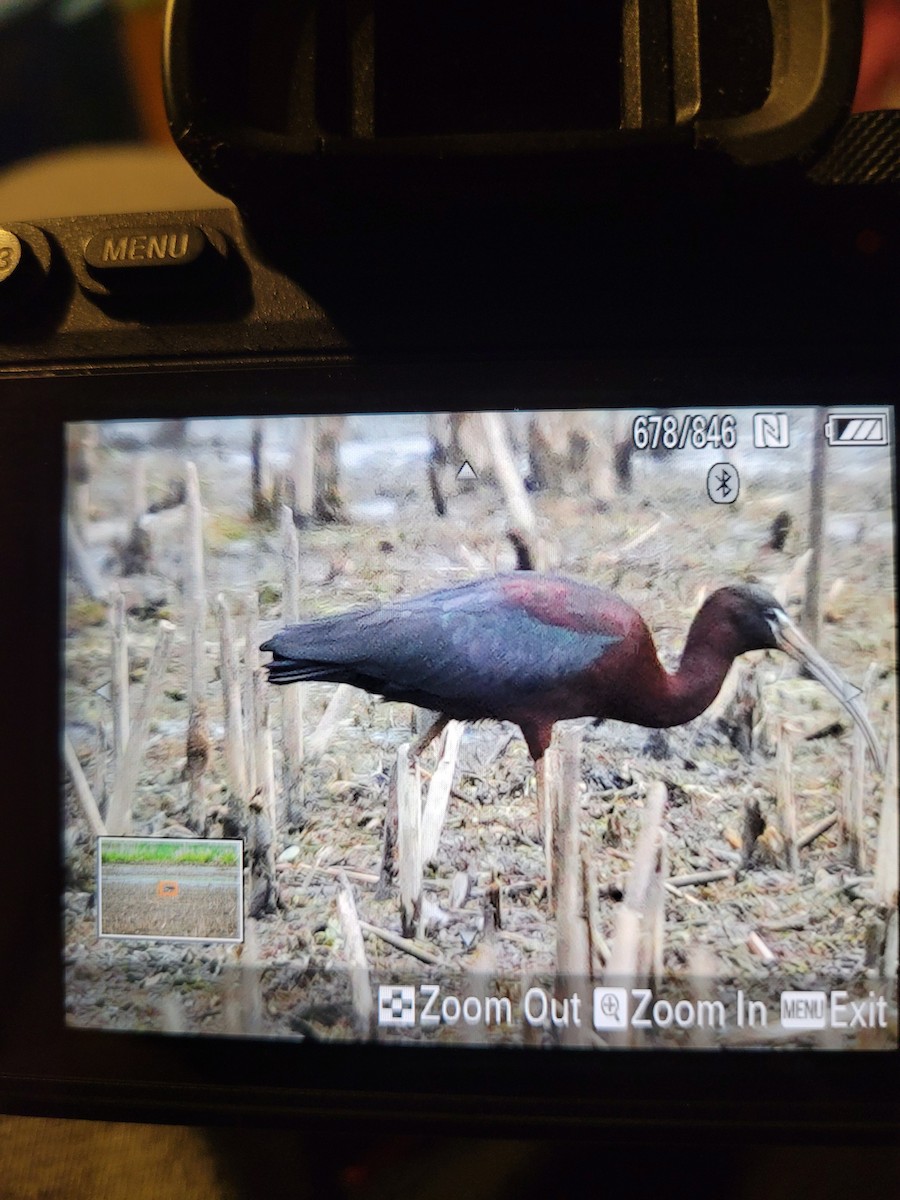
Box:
824 413 888 446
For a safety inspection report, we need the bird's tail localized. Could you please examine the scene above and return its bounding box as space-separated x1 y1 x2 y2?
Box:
260 643 351 686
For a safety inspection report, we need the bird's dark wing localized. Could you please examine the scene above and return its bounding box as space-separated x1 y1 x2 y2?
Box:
261 574 623 717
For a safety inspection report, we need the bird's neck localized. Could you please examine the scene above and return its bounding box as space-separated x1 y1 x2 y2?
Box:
655 608 741 727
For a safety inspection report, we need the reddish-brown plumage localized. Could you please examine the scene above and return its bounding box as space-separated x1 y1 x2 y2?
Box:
501 585 773 759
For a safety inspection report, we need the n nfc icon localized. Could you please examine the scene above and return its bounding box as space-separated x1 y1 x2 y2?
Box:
753 412 790 449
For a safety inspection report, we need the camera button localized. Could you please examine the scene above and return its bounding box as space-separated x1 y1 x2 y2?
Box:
84 225 207 273
80 224 228 297
0 224 53 316
0 229 22 285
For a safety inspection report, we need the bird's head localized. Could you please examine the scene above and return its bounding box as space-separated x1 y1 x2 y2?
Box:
706 585 884 773
707 584 786 653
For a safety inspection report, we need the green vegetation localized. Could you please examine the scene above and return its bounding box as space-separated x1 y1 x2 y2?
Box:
100 839 239 868
208 513 252 544
258 582 281 607
67 599 108 632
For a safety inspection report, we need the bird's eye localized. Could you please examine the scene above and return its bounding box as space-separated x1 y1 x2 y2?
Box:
762 607 785 634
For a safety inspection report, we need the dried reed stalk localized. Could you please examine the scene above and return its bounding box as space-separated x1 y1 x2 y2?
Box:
107 620 174 835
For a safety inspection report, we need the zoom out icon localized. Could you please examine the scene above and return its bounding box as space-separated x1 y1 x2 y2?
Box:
378 985 416 1027
593 987 628 1031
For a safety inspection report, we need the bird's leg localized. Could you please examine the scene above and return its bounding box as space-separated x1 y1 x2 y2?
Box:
522 722 555 897
522 722 553 840
535 754 547 832
410 713 450 761
535 754 554 900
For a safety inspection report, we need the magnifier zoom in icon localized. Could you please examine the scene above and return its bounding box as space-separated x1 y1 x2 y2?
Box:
593 987 628 1030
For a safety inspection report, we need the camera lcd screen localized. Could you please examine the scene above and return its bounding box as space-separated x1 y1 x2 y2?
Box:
61 401 897 1052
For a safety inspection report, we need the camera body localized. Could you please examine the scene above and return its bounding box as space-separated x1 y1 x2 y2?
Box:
1 1 898 1136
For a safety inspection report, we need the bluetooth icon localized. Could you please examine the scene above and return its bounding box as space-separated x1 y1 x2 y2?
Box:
706 462 740 505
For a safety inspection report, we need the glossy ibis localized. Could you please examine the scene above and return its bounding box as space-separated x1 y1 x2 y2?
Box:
261 573 883 775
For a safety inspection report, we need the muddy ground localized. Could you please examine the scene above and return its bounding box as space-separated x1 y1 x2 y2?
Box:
99 865 242 940
62 410 897 1048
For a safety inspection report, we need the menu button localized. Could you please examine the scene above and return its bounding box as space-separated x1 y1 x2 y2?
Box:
85 226 207 271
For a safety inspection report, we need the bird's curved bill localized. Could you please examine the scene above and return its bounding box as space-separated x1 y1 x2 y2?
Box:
771 612 884 773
